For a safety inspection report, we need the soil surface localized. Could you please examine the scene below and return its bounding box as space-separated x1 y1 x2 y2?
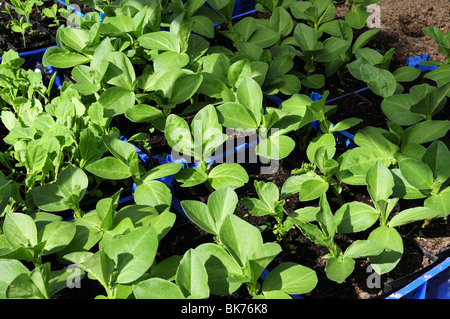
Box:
336 0 450 64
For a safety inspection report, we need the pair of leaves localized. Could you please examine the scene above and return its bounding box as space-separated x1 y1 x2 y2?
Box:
31 165 88 213
175 162 249 190
64 225 159 294
0 212 76 263
165 104 227 161
0 261 84 299
86 134 140 183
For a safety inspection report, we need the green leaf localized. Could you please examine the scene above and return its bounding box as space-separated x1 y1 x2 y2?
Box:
170 73 203 104
219 215 263 267
103 52 136 90
216 102 259 131
315 37 351 62
58 26 91 52
86 157 132 180
133 181 172 212
292 220 327 247
389 207 443 227
306 133 336 164
142 163 184 183
345 6 370 29
380 93 424 126
125 104 164 124
236 77 263 126
153 51 190 72
403 120 450 147
344 240 384 259
301 74 325 89
45 52 91 68
0 259 30 299
175 167 208 188
398 158 434 192
207 187 238 229
25 144 48 173
98 87 135 117
164 114 194 157
360 64 396 97
6 273 46 299
299 178 329 202
325 256 355 283
263 262 318 295
410 82 450 118
133 278 185 299
368 226 403 275
138 31 181 52
248 28 280 48
269 7 294 38
241 198 273 217
422 141 450 184
39 221 76 255
424 64 450 87
425 187 450 217
104 226 158 284
256 135 296 160
56 165 89 199
4 213 38 249
294 23 321 52
330 118 363 133
352 29 380 54
288 206 320 224
195 243 243 295
181 200 216 235
176 249 210 299
208 163 249 190
335 202 378 233
366 161 394 204
393 66 421 82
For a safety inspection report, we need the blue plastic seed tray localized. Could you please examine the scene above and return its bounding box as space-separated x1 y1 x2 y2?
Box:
386 257 450 299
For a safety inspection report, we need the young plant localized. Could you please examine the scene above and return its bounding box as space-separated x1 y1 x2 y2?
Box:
334 161 443 275
30 165 89 219
64 225 160 299
393 140 450 218
288 194 383 283
241 180 289 244
221 15 281 50
381 82 450 126
133 248 211 299
181 188 318 298
0 50 49 108
42 4 60 28
54 188 176 264
165 104 249 190
0 212 76 268
338 119 450 186
286 21 352 89
216 76 311 160
0 260 84 299
347 47 426 98
10 17 32 48
290 0 337 31
288 194 384 283
10 0 43 22
282 92 362 203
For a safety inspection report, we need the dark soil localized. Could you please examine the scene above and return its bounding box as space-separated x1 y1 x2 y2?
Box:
336 0 450 64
